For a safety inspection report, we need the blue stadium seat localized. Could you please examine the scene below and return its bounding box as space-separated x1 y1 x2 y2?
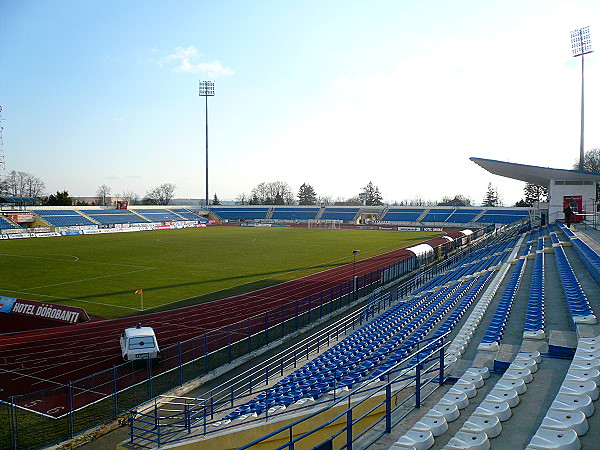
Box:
320 207 360 221
34 209 97 226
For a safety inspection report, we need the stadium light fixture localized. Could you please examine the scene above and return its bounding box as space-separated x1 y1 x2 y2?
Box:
199 81 215 209
570 26 593 171
352 250 360 277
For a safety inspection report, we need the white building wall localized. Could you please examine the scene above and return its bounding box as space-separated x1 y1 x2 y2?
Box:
547 180 596 223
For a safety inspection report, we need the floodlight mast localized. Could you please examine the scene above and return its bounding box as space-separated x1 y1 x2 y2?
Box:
199 81 215 209
570 26 593 171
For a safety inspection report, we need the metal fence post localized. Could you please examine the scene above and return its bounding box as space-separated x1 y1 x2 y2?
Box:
346 407 353 450
320 293 323 318
295 300 299 331
416 364 422 408
204 333 209 373
176 342 183 386
185 402 191 434
68 381 74 438
248 318 252 353
113 365 118 418
439 342 445 385
265 313 269 345
10 396 17 450
227 325 232 362
147 357 153 400
281 304 285 338
385 383 392 434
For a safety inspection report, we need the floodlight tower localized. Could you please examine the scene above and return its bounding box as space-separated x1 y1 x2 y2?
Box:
0 105 5 176
199 81 215 209
570 26 593 171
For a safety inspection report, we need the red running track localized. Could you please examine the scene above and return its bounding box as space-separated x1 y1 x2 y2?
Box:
0 232 461 404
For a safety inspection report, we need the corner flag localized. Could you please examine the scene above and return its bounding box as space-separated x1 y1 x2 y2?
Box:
135 289 143 295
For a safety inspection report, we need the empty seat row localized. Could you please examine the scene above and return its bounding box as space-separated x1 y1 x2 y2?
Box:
556 221 600 287
395 272 495 374
524 250 545 339
0 215 20 229
131 208 188 222
479 257 527 348
553 244 596 325
224 281 477 421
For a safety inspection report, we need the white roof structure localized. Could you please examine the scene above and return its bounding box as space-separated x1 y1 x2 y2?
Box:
470 157 600 186
407 243 434 257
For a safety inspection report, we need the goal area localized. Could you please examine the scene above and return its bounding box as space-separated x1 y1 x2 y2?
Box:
307 219 341 229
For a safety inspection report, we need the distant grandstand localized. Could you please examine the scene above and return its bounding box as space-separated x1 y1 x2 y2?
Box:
0 204 535 238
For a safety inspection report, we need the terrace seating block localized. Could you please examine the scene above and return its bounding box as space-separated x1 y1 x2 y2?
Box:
462 414 502 438
445 430 490 450
390 429 435 450
526 427 580 450
540 409 588 437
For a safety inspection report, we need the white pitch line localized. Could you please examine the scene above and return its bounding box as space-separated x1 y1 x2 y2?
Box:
21 267 155 291
0 252 157 269
0 289 143 311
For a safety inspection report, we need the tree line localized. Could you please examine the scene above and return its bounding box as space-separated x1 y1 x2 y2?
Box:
0 170 177 206
233 181 386 207
2 149 598 207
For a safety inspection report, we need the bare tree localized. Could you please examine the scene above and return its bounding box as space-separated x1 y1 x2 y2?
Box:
96 184 111 206
144 183 176 205
250 181 294 205
235 193 249 205
317 195 333 206
334 196 362 206
122 190 140 205
3 170 45 197
439 194 472 206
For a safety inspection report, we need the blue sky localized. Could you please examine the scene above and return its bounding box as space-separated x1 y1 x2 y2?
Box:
1 0 599 205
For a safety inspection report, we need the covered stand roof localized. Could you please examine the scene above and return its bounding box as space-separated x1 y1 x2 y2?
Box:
470 157 600 186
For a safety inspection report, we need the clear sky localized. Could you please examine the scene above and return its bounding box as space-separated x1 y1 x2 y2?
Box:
1 0 598 205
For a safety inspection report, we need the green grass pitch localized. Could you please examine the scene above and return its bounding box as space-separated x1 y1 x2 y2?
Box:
0 226 442 319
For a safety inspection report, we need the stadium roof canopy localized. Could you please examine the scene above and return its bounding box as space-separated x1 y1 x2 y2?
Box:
470 157 600 186
0 196 37 203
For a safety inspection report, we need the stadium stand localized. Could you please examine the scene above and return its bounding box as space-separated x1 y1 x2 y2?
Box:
380 208 426 222
271 207 320 221
319 207 360 221
421 208 455 223
131 208 189 222
85 209 149 225
0 215 20 229
34 209 97 227
209 206 270 220
168 208 206 222
476 208 531 224
446 209 484 223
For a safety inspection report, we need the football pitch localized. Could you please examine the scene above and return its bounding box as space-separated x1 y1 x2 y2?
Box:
0 226 442 318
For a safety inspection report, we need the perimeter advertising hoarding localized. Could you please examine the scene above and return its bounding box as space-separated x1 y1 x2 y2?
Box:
7 213 35 223
3 297 90 324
